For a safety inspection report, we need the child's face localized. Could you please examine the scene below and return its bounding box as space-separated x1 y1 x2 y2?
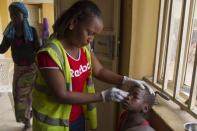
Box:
122 86 147 112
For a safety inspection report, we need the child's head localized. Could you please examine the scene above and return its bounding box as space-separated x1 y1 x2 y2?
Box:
123 85 155 114
53 0 103 46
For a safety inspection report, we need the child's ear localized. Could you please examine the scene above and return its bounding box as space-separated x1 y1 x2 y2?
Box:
142 104 149 113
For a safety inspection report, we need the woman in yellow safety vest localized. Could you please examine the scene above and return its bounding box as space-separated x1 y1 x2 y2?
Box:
32 1 154 131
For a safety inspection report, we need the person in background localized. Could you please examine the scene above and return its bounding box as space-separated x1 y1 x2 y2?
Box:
32 1 154 131
118 85 155 131
41 17 49 46
0 2 40 130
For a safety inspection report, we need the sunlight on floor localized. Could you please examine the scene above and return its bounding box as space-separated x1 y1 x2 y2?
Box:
0 93 32 131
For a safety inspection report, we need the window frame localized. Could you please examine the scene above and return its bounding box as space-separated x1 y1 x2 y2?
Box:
151 0 197 118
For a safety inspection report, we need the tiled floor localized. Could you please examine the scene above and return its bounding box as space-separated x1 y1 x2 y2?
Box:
0 93 32 131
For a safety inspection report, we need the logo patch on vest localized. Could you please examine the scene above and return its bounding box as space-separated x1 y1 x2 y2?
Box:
70 62 91 77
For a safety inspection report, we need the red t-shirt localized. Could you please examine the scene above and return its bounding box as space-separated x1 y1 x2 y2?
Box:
37 48 91 123
117 111 150 131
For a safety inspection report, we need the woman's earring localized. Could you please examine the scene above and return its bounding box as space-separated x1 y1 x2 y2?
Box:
69 26 73 30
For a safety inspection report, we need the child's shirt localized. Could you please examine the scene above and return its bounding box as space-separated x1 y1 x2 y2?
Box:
117 111 155 131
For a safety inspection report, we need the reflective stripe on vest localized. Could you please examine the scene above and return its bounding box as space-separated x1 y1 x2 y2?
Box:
87 103 96 110
33 38 97 130
33 108 69 127
48 42 64 67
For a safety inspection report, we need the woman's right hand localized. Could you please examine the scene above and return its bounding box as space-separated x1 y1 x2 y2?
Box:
101 87 129 102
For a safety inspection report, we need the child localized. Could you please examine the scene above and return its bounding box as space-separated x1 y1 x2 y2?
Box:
118 85 156 131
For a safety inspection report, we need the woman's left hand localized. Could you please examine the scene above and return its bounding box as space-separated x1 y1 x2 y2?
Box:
122 76 155 95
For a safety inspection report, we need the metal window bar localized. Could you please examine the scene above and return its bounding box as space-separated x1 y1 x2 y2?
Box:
188 0 197 110
182 0 196 91
150 0 197 118
157 0 172 84
189 45 197 110
162 0 173 91
153 0 165 83
173 0 190 100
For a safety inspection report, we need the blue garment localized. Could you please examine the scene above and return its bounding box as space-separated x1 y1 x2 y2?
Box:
70 115 85 131
3 2 33 42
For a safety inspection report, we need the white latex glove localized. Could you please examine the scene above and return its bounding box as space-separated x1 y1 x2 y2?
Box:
101 87 129 102
122 76 155 95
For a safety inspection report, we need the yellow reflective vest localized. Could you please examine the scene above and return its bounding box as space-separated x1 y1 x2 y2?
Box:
32 38 97 131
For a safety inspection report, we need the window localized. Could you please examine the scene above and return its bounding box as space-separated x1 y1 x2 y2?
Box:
150 0 197 118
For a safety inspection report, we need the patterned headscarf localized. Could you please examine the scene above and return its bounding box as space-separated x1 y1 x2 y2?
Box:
3 2 34 42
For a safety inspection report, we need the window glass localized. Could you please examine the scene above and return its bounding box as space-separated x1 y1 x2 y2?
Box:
184 1 197 88
159 0 183 89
